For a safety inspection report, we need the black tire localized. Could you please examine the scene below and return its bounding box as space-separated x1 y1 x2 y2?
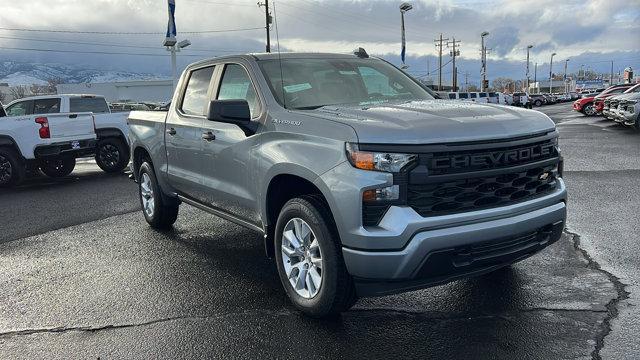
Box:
274 195 357 318
40 157 75 178
95 138 129 173
138 161 179 229
534 100 542 107
0 147 25 187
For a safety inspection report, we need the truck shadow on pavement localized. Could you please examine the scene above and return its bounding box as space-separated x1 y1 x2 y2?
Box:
147 210 617 359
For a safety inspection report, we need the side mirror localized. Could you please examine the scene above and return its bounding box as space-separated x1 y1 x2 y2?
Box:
207 99 251 124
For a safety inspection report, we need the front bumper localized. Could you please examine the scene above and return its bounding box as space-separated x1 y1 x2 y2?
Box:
342 180 567 296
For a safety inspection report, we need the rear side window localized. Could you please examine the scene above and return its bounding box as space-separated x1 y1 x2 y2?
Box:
448 93 456 99
470 93 477 98
70 97 110 113
489 92 497 97
181 66 215 116
479 93 487 98
5 100 33 116
34 98 61 114
459 93 469 99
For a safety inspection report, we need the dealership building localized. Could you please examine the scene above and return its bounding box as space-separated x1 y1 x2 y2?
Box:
56 79 173 103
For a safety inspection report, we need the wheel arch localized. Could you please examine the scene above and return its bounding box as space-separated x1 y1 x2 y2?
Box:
0 135 24 159
262 169 337 258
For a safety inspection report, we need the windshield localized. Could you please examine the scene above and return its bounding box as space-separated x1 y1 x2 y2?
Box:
258 57 434 110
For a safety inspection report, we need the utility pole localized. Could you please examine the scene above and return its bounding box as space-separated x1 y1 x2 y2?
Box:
434 33 448 91
610 60 614 85
563 59 569 93
258 0 271 52
534 62 538 94
448 37 461 91
549 52 556 94
464 71 469 92
526 45 533 93
481 31 489 91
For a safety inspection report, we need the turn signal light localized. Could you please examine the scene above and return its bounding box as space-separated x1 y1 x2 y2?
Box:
35 117 50 139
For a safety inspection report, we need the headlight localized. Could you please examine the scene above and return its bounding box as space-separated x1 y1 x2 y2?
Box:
345 143 416 173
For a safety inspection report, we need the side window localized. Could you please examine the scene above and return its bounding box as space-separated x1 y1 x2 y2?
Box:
34 98 61 114
70 97 110 113
459 93 469 99
448 93 456 99
358 66 399 96
181 66 215 116
470 93 477 98
217 64 259 118
6 101 33 116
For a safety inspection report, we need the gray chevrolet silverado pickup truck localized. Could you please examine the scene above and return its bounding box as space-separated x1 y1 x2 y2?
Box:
128 51 567 317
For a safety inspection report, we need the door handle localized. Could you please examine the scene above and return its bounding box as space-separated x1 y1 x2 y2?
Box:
166 127 177 136
202 131 215 141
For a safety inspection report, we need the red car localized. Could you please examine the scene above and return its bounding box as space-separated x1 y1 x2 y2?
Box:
574 84 634 116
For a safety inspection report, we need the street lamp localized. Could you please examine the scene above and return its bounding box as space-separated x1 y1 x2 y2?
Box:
399 2 412 68
563 59 570 93
481 31 489 91
549 52 556 94
526 45 533 93
166 39 191 91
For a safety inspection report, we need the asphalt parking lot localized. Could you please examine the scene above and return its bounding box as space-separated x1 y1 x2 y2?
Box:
0 103 638 359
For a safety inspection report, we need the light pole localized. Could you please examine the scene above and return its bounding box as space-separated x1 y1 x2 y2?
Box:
549 52 556 94
563 59 569 93
399 3 413 68
166 39 191 91
526 45 533 93
481 31 489 91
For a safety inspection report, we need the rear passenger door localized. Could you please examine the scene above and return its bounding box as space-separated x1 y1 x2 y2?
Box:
200 62 263 224
165 64 216 199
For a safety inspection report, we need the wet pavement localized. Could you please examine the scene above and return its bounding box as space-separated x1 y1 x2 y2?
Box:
0 103 637 359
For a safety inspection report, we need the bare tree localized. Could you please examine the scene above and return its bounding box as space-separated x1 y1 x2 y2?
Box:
9 86 27 100
30 84 51 96
491 77 515 92
47 77 64 94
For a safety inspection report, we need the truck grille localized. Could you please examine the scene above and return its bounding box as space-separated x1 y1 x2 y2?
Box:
407 164 558 217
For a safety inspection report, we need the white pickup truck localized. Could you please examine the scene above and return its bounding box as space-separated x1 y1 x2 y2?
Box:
2 94 130 175
0 99 96 186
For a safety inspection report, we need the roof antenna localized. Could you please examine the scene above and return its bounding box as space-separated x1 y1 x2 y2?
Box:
353 47 369 58
272 0 286 109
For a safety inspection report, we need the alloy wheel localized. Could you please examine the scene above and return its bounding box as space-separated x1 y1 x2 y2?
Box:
0 155 12 184
281 217 323 299
140 173 155 217
584 104 596 116
98 144 120 169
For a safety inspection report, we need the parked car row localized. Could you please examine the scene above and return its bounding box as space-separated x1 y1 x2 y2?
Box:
439 90 578 108
573 83 640 130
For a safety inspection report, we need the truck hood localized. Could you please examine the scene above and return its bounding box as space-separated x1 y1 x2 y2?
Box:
302 100 556 144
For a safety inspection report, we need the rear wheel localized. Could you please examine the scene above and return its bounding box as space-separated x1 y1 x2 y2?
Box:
95 138 129 173
534 100 542 107
0 148 24 187
275 196 357 317
138 161 179 229
40 157 75 178
583 103 596 116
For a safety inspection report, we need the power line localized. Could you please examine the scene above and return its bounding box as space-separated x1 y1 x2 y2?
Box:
0 26 263 35
0 46 220 57
0 35 243 53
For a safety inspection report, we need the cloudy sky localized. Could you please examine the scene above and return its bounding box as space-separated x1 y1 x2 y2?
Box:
1 0 639 86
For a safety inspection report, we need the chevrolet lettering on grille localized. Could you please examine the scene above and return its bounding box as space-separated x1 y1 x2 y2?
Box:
431 142 556 170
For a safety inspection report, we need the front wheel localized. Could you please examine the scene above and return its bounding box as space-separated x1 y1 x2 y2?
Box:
138 162 179 229
40 157 75 178
0 148 25 187
583 103 596 116
534 100 542 107
95 138 129 173
274 196 357 318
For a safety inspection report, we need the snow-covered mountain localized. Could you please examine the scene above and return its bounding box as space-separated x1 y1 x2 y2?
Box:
0 61 164 86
